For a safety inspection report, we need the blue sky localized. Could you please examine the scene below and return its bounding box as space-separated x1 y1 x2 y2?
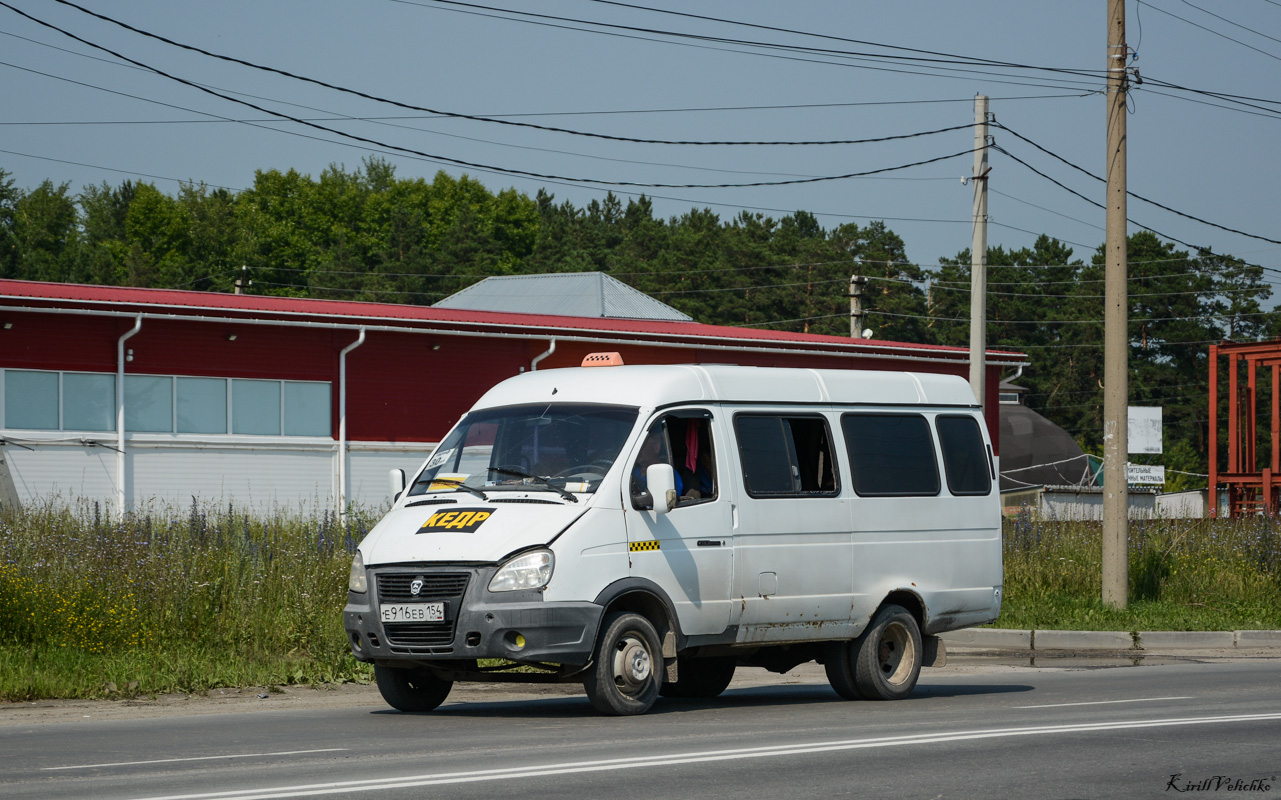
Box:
3 0 1280 285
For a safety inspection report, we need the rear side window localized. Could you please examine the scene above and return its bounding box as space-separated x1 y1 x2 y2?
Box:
841 413 940 497
734 414 838 497
936 415 993 496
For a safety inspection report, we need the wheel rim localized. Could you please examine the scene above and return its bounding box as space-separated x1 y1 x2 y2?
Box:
876 621 916 686
611 633 653 696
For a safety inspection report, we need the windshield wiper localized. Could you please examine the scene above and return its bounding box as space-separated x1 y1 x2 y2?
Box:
488 466 579 503
413 477 488 502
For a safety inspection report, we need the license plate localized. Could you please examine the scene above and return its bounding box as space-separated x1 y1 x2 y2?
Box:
380 602 444 623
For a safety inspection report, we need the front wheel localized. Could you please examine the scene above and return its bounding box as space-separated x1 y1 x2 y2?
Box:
374 665 453 712
583 612 663 716
824 604 922 701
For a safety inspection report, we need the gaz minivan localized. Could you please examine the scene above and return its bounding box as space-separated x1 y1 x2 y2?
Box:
344 357 1002 715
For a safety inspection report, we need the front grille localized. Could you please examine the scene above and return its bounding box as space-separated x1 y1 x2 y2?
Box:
383 622 455 649
377 572 470 603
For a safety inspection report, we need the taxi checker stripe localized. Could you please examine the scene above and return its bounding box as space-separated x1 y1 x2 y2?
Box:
629 541 660 552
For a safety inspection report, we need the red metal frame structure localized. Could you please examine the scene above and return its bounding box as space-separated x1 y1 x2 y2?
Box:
1209 340 1281 517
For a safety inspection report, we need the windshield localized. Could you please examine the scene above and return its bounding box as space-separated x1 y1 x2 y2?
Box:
408 403 638 498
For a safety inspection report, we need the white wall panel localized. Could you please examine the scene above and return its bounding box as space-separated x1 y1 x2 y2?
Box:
128 445 336 513
3 438 440 515
5 445 116 505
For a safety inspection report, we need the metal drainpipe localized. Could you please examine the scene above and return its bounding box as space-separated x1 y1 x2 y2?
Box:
530 338 556 372
338 327 366 523
116 315 143 518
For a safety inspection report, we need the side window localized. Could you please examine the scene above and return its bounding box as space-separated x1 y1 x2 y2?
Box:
936 415 994 496
841 413 940 497
734 414 838 498
630 414 718 509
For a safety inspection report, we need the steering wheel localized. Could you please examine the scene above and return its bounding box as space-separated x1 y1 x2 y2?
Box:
555 460 613 478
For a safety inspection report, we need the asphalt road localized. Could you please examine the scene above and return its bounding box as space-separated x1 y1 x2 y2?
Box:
3 657 1279 800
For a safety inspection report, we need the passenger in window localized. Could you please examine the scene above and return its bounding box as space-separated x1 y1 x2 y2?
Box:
631 427 683 506
678 421 715 500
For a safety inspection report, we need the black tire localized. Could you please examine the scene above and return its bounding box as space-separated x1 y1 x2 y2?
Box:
374 665 453 712
824 604 922 701
583 612 663 716
659 656 736 699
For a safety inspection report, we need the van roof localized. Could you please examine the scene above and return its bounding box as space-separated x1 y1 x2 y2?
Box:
475 364 978 411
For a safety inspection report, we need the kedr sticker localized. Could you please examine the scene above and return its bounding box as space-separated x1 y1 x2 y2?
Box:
417 507 495 533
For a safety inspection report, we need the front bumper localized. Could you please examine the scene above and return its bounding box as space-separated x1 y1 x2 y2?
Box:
343 564 602 666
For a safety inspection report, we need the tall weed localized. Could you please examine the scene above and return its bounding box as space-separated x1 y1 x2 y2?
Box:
1000 514 1281 630
0 500 375 700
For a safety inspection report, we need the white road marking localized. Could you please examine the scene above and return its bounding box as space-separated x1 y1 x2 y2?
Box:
1013 695 1194 709
44 749 348 771
127 712 1281 800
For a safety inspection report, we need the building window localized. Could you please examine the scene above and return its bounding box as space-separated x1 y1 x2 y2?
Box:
734 414 838 498
4 370 60 430
935 415 994 496
177 377 227 434
125 375 173 433
232 379 282 435
1 369 331 438
62 373 116 432
283 381 331 437
841 413 940 497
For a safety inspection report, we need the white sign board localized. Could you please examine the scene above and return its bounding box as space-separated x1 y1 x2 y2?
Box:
1128 406 1163 454
1126 464 1166 485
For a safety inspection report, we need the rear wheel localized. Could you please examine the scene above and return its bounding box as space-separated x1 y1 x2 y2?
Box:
824 604 922 701
374 665 453 712
659 656 736 699
583 612 663 716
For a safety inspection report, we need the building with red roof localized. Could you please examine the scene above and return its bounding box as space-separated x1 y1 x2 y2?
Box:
0 279 1025 514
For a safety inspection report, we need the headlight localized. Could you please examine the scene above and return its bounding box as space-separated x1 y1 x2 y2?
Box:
349 551 367 593
488 550 554 592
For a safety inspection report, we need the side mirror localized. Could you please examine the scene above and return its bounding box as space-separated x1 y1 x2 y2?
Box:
647 463 677 514
389 468 406 502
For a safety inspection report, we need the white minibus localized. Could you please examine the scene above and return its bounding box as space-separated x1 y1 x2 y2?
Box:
344 357 1002 715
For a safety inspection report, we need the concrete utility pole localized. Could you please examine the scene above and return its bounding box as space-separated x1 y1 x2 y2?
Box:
849 275 868 338
1102 0 1130 608
968 95 990 408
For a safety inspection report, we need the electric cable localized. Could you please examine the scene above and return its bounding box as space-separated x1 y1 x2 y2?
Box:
396 0 1107 91
993 121 1281 246
43 0 995 148
0 1 984 189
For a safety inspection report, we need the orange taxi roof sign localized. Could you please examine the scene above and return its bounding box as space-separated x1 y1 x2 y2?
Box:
581 352 625 367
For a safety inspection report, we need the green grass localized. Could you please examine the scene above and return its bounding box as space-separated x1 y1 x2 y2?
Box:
0 500 374 701
998 514 1281 631
3 503 1281 701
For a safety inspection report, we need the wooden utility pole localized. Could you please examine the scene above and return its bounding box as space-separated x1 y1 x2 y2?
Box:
1102 0 1130 608
849 275 867 338
968 95 990 408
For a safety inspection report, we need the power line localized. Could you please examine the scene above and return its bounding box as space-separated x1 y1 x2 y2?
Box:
43 0 995 148
1174 0 1281 47
1 46 955 183
580 0 1103 77
0 147 242 191
1 1 984 190
1135 0 1281 63
993 121 1281 246
398 0 1107 91
0 29 1106 115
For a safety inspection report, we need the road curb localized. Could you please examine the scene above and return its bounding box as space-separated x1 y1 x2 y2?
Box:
939 629 1281 651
